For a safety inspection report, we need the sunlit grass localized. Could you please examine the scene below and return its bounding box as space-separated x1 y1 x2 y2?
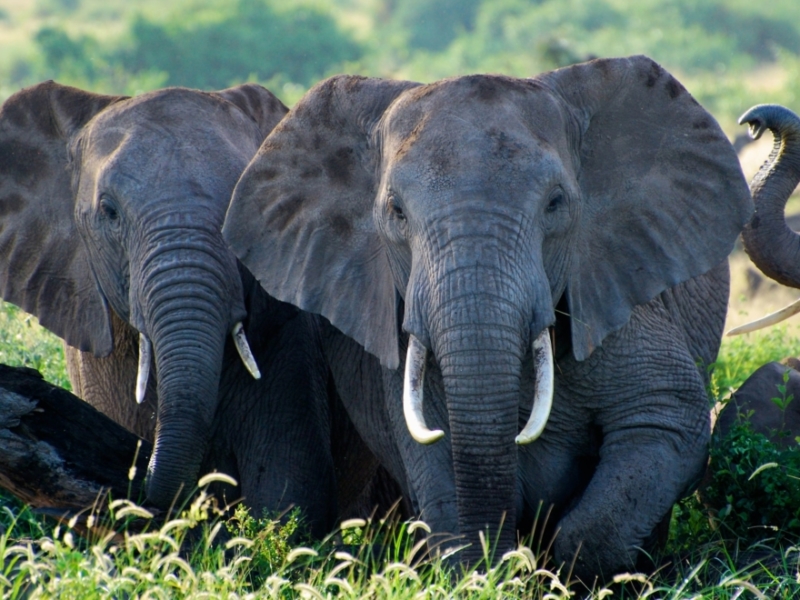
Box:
0 488 797 598
0 302 70 390
1 290 800 596
711 327 800 403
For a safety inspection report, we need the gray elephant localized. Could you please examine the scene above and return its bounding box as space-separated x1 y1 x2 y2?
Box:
715 361 800 448
222 55 752 579
726 105 800 335
0 81 345 534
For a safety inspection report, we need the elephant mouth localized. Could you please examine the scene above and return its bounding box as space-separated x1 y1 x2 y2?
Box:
402 328 555 445
132 322 261 405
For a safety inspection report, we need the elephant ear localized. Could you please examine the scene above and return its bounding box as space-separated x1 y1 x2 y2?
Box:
211 83 289 139
537 56 752 361
0 81 127 356
224 76 420 369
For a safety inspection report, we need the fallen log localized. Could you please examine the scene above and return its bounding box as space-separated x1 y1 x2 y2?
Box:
0 363 152 518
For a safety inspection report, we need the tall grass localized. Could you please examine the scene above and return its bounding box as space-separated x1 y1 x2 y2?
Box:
1 300 800 597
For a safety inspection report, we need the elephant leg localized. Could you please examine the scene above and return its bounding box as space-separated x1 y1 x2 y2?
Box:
551 301 711 581
321 321 412 504
65 310 158 441
382 336 460 542
517 436 599 542
225 312 337 538
552 413 708 581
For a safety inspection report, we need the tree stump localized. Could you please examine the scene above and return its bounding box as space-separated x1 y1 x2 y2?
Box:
0 364 152 519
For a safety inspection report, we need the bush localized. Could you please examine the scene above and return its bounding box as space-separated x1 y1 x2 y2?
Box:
701 421 800 543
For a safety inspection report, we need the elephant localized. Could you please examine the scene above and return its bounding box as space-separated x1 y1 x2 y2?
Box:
0 80 350 535
714 361 800 449
725 105 800 336
222 55 752 579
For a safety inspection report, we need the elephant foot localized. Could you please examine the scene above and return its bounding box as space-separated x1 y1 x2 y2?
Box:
553 515 639 584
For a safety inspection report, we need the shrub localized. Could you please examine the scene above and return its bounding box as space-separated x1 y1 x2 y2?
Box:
702 420 800 543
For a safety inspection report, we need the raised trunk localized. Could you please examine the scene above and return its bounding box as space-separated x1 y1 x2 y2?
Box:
740 105 800 288
136 232 239 509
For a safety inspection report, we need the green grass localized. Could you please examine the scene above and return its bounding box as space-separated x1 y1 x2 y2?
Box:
710 327 800 403
0 302 70 390
1 300 800 597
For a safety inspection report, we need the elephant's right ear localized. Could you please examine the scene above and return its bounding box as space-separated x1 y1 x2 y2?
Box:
0 81 127 356
224 76 420 369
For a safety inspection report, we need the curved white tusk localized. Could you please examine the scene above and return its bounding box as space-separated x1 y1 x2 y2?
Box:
403 335 444 445
516 329 554 445
726 297 800 336
136 334 152 405
232 322 261 380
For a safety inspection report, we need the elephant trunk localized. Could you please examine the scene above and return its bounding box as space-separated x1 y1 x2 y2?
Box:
138 232 241 509
430 284 531 564
740 104 800 288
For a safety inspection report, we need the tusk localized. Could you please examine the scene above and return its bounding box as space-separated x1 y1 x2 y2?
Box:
726 297 800 336
136 334 152 405
232 322 261 380
403 335 444 445
516 329 554 445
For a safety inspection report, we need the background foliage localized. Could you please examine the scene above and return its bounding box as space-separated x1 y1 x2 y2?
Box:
2 0 800 128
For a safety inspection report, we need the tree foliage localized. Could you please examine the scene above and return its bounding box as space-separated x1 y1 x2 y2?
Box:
1 0 800 127
120 0 362 90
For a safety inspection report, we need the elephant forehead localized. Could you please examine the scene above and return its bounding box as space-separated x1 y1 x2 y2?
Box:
382 119 567 197
383 77 568 173
80 122 252 198
97 89 225 126
89 90 261 158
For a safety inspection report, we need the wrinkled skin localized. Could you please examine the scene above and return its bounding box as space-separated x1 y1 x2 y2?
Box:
715 361 800 449
739 104 800 288
0 82 346 533
223 56 752 579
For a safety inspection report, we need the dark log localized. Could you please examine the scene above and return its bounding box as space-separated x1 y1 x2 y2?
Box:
0 364 152 517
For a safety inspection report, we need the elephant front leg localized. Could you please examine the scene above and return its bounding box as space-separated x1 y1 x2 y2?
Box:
552 399 709 581
382 343 460 543
224 313 338 538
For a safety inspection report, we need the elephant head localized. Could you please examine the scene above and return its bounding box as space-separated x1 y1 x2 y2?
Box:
223 56 751 559
0 81 288 508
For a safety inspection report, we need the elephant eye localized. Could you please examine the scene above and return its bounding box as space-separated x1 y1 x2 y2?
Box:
389 195 406 222
99 195 120 222
546 189 564 213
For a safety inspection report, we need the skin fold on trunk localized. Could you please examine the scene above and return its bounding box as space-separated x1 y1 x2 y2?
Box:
136 239 234 509
431 295 529 563
740 104 800 288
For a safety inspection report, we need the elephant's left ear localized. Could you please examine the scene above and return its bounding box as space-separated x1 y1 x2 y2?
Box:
537 56 753 361
212 84 289 139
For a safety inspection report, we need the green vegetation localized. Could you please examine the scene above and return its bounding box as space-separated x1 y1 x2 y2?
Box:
0 302 69 390
1 305 800 596
2 0 800 126
701 421 800 543
2 0 800 595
